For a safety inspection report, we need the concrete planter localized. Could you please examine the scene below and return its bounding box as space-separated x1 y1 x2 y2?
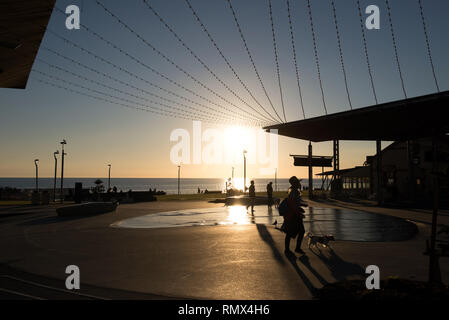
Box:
57 202 118 217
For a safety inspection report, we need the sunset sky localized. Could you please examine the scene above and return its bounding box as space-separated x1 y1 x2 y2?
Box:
1 0 448 179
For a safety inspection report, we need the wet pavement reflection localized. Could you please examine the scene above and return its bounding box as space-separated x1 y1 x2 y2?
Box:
112 205 417 242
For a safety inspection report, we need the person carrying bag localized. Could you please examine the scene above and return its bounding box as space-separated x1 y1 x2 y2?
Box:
279 176 306 255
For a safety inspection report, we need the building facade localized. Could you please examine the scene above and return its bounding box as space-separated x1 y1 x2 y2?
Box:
319 137 449 205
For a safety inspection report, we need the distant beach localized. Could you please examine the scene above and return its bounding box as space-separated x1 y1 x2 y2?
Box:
0 178 325 195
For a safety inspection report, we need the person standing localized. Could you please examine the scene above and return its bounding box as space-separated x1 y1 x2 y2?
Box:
247 180 256 213
266 182 273 207
282 176 306 255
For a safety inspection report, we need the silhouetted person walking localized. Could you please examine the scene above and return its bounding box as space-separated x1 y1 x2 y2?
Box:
266 181 273 207
247 180 256 213
283 176 306 255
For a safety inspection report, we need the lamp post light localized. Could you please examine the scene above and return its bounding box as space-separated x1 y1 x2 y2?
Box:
60 139 67 203
243 150 247 192
34 159 39 192
108 164 111 190
53 151 59 202
177 165 181 195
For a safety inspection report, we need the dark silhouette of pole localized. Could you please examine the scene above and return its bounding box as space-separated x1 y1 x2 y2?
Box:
376 140 382 205
53 151 59 202
60 139 67 203
177 166 181 195
429 135 441 283
34 159 39 192
333 140 340 194
243 150 247 192
308 142 313 199
108 164 111 190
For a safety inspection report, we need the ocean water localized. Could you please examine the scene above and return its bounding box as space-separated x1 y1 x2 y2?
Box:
0 178 326 195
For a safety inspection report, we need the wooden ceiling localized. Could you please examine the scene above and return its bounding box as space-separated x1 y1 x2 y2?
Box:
0 0 56 89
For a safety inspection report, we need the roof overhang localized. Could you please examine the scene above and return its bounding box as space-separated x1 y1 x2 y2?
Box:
0 0 56 89
317 166 370 178
264 91 449 142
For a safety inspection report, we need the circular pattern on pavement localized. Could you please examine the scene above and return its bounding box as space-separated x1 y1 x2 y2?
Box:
111 205 417 242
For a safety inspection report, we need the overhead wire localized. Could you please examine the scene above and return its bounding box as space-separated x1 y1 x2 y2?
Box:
330 0 352 109
94 0 269 125
183 0 279 123
268 0 287 122
286 0 306 119
226 0 284 123
35 58 240 125
32 69 237 125
356 0 378 104
417 0 440 92
39 47 238 123
44 27 263 126
385 0 407 99
142 0 274 124
51 6 266 125
33 77 226 124
306 0 327 115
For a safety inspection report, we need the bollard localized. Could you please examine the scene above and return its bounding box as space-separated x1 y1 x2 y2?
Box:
31 191 40 205
41 191 50 205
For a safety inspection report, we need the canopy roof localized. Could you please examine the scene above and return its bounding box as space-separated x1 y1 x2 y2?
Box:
317 166 370 178
0 0 55 89
264 91 449 142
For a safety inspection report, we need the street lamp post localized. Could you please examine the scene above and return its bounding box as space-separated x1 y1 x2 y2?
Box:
53 151 59 202
108 164 111 190
60 139 67 203
177 165 181 195
243 150 247 192
34 159 39 192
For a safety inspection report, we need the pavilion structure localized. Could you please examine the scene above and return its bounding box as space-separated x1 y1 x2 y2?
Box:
264 90 449 283
289 152 333 195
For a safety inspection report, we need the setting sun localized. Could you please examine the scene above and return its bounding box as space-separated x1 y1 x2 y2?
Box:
223 126 253 163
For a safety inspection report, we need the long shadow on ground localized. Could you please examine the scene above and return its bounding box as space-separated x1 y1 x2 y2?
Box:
256 224 320 296
311 248 365 281
256 224 285 265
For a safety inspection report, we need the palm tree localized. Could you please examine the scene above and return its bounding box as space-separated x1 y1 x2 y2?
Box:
93 179 105 194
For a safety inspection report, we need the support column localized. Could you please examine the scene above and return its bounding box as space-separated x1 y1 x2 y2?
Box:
407 140 417 202
376 140 383 205
321 166 324 188
429 135 441 283
332 140 340 194
243 155 246 192
308 142 313 199
333 140 340 173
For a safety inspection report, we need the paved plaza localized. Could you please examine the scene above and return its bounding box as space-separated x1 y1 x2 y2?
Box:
0 200 448 299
